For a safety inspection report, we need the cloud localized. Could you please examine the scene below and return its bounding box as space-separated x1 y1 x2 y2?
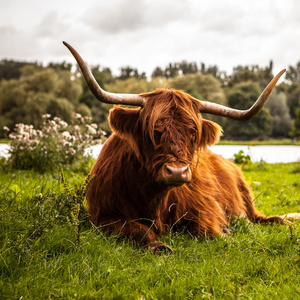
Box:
82 0 192 35
35 11 69 38
82 0 146 34
0 0 299 76
0 24 39 60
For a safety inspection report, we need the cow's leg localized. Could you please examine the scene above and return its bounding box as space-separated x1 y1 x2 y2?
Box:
186 217 229 238
239 179 289 225
97 218 173 253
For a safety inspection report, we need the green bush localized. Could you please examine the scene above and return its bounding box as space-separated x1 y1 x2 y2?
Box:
233 150 251 165
4 113 105 173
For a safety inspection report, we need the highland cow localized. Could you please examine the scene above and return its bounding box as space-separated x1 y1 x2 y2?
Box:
64 41 298 252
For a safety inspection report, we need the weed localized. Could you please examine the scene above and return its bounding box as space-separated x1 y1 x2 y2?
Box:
233 150 251 170
291 160 300 173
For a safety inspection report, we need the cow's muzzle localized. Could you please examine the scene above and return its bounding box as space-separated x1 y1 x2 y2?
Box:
158 163 192 187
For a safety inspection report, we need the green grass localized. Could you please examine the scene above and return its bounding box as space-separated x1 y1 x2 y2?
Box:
0 162 300 299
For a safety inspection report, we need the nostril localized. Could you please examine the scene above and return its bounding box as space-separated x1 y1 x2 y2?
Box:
165 166 173 177
181 166 188 177
161 164 191 185
165 165 189 178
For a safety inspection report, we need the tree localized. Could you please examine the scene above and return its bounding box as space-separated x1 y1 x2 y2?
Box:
47 98 74 124
286 61 300 83
179 61 198 75
170 73 226 103
119 66 146 80
170 73 227 126
56 70 82 105
47 61 72 72
0 60 39 81
224 81 273 139
21 66 58 94
151 67 164 78
164 63 181 78
265 91 293 137
227 61 273 87
200 63 227 83
290 100 300 138
160 61 199 79
0 64 83 137
286 83 300 119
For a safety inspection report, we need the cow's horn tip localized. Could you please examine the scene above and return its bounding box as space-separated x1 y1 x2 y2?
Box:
281 68 286 74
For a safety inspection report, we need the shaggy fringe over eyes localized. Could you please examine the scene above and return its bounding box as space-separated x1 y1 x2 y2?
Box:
139 89 203 148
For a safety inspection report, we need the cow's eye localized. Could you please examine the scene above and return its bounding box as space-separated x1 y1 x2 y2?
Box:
190 129 197 137
154 130 162 141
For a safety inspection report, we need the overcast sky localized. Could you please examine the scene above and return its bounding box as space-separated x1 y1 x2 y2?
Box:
1 0 299 77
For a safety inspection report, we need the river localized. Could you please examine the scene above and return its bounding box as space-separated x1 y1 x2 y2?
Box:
1 143 300 164
88 144 300 164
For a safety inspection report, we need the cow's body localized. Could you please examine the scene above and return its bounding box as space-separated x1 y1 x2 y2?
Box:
63 42 297 252
86 89 283 251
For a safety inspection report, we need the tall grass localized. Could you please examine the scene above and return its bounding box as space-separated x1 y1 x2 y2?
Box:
0 163 299 299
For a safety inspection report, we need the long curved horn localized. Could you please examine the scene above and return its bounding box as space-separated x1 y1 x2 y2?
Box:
200 69 286 121
63 41 146 107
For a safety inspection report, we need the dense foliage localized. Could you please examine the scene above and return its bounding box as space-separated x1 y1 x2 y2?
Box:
1 59 300 139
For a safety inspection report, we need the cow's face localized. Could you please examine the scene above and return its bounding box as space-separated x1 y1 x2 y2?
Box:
109 89 222 187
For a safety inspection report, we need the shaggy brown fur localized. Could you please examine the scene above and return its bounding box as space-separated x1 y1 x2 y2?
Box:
86 89 293 251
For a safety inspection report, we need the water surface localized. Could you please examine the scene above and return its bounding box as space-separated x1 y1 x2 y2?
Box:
1 143 299 164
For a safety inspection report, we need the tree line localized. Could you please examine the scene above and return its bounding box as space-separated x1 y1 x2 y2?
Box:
1 59 300 140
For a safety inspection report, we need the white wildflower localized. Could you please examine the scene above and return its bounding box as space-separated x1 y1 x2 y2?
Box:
62 131 71 140
63 140 71 147
84 116 92 122
60 120 68 128
36 130 43 137
66 148 76 156
92 139 102 145
15 124 24 134
91 123 98 129
31 129 37 138
22 132 30 140
73 113 82 119
54 117 61 123
9 133 16 140
3 126 9 132
86 124 97 135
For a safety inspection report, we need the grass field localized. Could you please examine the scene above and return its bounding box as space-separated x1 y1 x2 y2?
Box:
0 161 299 299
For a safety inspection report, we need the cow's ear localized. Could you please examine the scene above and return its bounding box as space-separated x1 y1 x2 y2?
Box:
200 119 223 147
109 107 141 158
109 106 140 136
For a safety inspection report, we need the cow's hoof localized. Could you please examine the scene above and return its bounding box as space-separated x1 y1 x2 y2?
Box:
148 241 173 254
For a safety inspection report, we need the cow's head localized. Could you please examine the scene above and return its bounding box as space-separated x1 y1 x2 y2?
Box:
109 89 221 186
63 41 286 187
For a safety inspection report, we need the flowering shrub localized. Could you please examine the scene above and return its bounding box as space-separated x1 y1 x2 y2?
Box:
4 113 105 173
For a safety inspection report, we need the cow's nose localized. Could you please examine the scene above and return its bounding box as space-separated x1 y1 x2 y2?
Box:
163 165 192 186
